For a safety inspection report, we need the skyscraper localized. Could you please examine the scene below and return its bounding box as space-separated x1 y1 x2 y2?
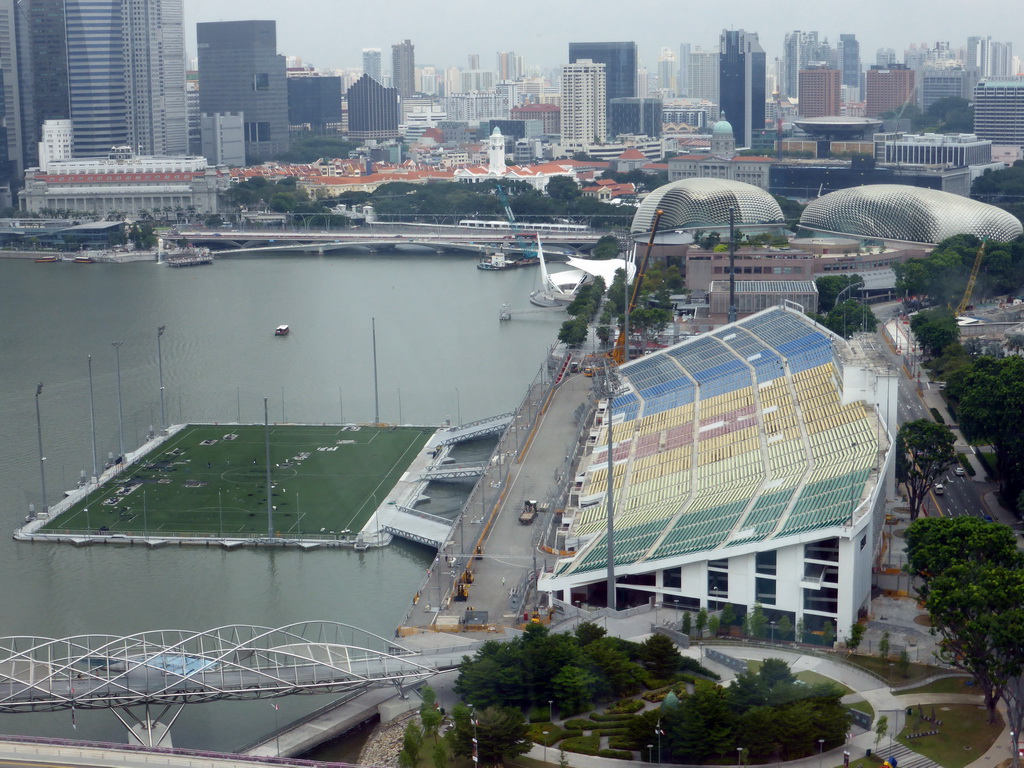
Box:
346 74 400 140
657 47 678 96
568 41 636 103
782 31 817 98
688 46 720 104
837 34 861 89
362 48 382 83
391 39 415 99
678 43 691 98
798 66 841 118
560 59 606 149
197 20 289 162
497 51 523 81
719 29 765 147
864 64 915 116
123 0 187 156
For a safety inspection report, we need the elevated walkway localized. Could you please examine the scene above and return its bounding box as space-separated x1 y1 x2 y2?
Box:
419 461 486 481
437 414 513 445
379 505 452 549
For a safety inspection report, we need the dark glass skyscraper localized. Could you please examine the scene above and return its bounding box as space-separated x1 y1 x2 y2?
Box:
838 34 861 89
346 74 400 141
608 97 663 138
197 20 289 163
568 41 637 102
287 77 342 132
719 29 765 148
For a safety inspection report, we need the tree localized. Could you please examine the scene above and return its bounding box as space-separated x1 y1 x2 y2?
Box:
878 630 890 660
720 604 737 628
847 622 866 653
749 603 768 639
447 704 531 765
821 298 877 338
822 621 835 648
574 620 607 647
592 234 620 259
708 615 720 637
897 648 910 678
639 633 683 679
957 356 1024 505
431 740 448 768
420 686 443 742
874 715 889 747
398 720 423 768
681 611 692 636
895 420 957 520
777 615 793 642
552 664 596 715
911 307 960 357
546 176 580 202
696 607 708 637
816 275 864 314
557 317 589 347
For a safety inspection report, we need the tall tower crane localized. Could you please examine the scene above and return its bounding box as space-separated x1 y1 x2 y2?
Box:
494 183 538 259
954 240 986 317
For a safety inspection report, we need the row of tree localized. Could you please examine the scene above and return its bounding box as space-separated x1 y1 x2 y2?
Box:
905 516 1024 738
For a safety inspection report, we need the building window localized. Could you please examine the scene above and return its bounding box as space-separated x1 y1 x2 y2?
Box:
663 566 681 589
253 73 270 91
755 577 777 605
755 550 777 575
803 586 839 614
805 538 840 563
708 570 728 596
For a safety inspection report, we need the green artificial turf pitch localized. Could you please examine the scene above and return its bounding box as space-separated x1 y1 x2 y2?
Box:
42 424 434 537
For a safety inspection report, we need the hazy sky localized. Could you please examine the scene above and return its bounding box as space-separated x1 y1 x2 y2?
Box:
182 0 1020 73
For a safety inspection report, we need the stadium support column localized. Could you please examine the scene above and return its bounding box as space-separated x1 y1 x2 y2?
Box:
728 207 737 324
265 398 273 537
604 362 617 611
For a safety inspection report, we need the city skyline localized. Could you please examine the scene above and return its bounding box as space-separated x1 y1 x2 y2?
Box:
182 0 1021 74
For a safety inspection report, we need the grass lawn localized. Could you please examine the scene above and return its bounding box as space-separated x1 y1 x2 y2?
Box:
842 654 946 684
894 676 977 696
746 661 854 695
43 424 433 537
896 703 1003 768
848 699 875 718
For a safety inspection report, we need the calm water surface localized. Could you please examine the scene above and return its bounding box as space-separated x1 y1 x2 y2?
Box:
0 251 562 749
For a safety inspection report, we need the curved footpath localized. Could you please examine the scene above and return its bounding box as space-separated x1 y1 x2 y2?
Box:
514 635 1010 768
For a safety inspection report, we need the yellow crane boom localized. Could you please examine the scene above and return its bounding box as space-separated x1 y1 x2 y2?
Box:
954 240 986 317
610 209 664 364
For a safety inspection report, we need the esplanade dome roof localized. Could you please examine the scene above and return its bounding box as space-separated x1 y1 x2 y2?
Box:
631 178 784 235
800 185 1023 244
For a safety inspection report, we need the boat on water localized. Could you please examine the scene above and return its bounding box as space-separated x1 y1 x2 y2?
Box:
275 325 290 336
34 256 61 263
165 248 213 267
73 255 95 264
477 251 537 271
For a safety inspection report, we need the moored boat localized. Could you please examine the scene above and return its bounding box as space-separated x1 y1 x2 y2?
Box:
34 255 61 263
73 255 95 264
275 325 290 336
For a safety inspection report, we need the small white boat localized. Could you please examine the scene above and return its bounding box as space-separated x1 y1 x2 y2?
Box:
275 325 289 336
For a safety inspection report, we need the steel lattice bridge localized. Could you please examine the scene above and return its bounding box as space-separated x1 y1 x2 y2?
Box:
0 622 436 715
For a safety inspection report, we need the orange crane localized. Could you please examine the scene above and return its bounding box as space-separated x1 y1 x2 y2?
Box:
609 209 664 364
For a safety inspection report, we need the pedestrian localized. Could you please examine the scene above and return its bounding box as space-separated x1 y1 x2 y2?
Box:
501 576 505 586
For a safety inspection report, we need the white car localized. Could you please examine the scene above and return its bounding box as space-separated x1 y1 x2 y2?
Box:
955 466 965 476
935 483 945 495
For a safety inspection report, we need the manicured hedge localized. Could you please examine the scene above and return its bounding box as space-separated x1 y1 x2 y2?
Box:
603 699 645 714
591 711 639 721
564 718 599 730
561 735 601 755
528 706 550 723
599 749 634 759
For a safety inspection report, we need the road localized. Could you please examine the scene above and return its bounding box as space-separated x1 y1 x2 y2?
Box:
874 304 992 521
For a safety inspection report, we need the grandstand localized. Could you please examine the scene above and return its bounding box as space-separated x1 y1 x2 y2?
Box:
540 306 896 634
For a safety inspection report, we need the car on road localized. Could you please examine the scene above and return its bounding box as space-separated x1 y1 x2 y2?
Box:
955 466 965 476
935 483 945 495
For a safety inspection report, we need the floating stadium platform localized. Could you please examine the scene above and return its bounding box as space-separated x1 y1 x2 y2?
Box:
540 306 897 631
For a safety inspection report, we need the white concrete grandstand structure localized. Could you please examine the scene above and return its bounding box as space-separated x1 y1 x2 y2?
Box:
631 178 784 235
540 307 897 635
800 184 1023 245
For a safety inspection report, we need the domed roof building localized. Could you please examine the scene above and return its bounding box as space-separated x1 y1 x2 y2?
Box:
800 185 1023 245
631 178 784 236
712 117 734 135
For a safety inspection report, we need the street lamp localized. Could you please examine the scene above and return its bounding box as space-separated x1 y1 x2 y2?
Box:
112 341 125 460
737 746 743 767
34 383 46 517
548 700 553 723
542 730 549 764
648 744 654 764
770 620 777 645
157 325 167 433
818 738 825 768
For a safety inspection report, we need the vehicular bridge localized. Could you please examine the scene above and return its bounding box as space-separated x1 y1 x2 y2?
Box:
0 622 443 747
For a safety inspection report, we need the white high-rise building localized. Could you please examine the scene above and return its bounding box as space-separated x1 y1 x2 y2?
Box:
688 46 720 105
38 119 74 171
124 0 188 156
560 59 606 149
362 48 382 83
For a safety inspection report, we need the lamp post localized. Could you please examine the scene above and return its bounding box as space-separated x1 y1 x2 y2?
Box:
818 738 825 768
455 387 462 428
548 700 553 723
112 341 125 460
157 326 167 433
737 746 743 767
647 744 654 764
542 730 549 764
34 383 47 517
770 620 777 645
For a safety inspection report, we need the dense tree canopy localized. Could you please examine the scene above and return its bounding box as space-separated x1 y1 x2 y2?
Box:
906 517 1024 723
816 275 864 314
894 235 1024 309
910 307 960 357
954 355 1024 503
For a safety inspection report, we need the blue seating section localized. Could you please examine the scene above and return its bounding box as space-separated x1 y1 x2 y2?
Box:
713 328 786 383
611 391 640 424
620 354 695 418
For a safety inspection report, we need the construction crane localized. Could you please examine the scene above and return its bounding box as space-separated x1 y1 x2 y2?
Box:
494 183 538 259
954 239 986 317
609 209 665 364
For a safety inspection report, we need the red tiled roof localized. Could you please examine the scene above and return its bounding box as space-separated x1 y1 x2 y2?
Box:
617 148 646 160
